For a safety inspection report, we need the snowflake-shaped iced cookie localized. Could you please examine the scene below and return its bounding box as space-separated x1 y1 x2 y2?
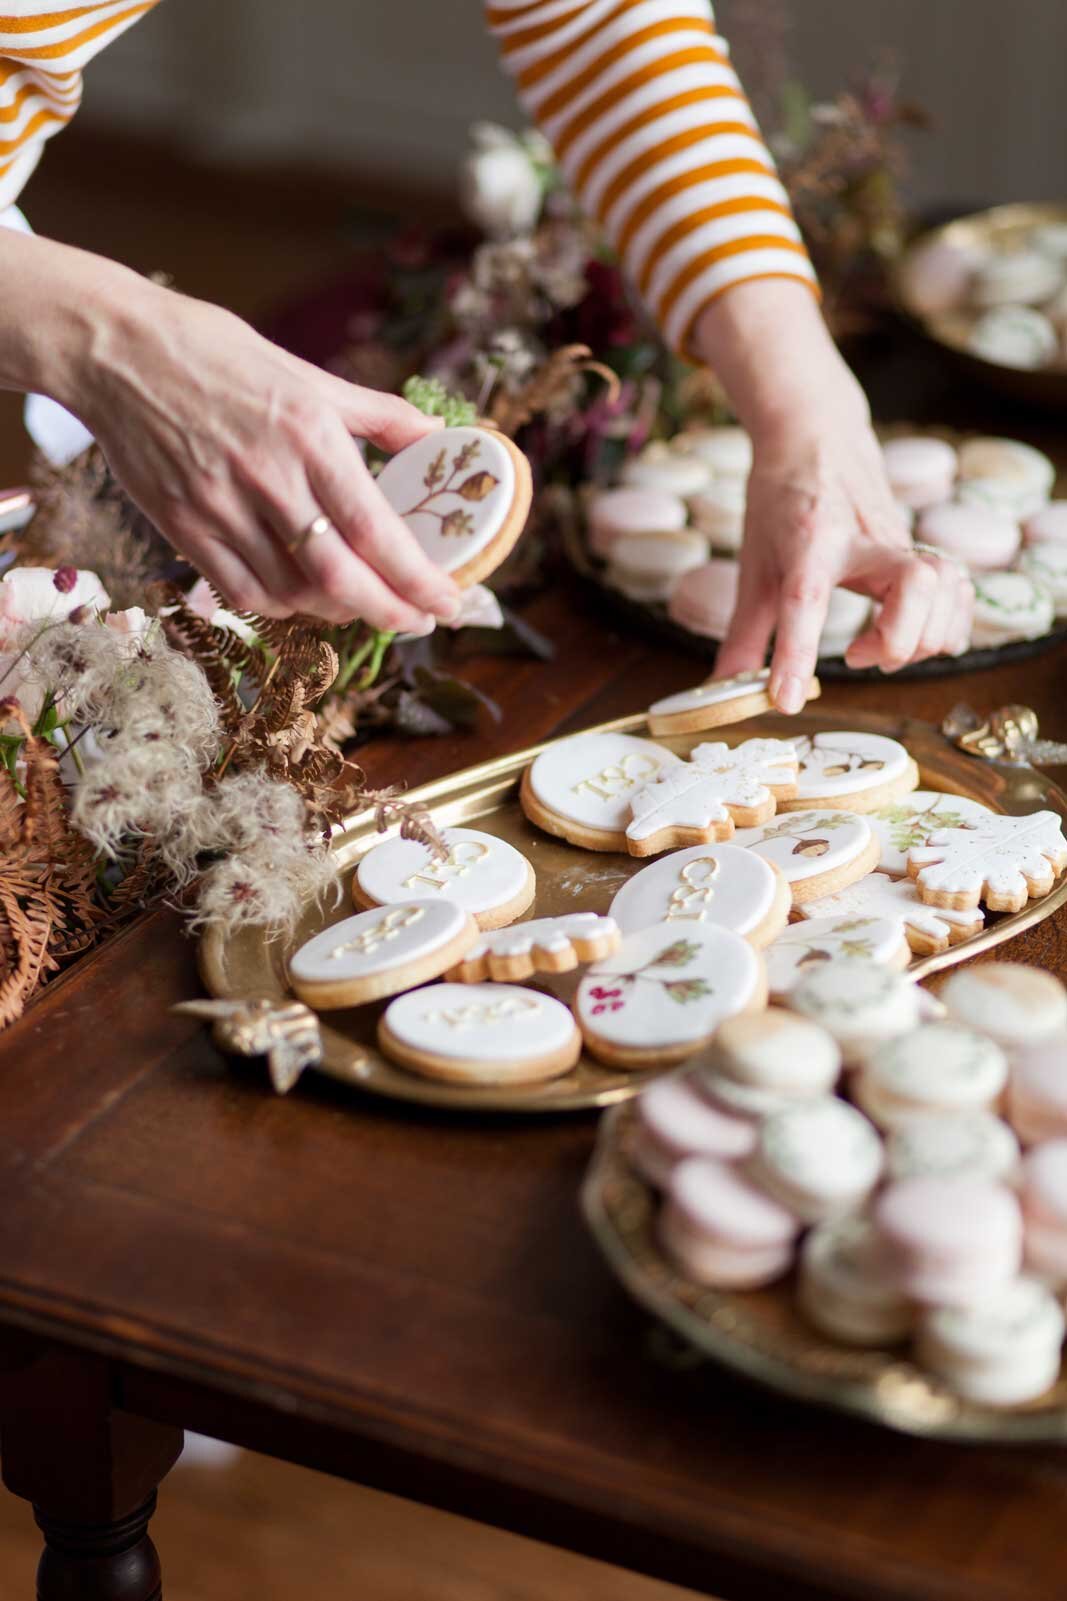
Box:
907 810 1067 912
446 912 620 983
625 737 798 857
799 871 985 956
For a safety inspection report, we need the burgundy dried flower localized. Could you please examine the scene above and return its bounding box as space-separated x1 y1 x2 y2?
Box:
53 566 78 595
67 604 90 624
0 694 21 716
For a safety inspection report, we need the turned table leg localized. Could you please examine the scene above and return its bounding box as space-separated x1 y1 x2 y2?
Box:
0 1344 183 1600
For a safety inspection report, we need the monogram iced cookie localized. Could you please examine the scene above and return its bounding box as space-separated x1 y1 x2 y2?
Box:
646 668 820 737
907 810 1067 913
799 869 984 956
353 826 535 930
289 899 479 1009
378 982 581 1087
576 924 766 1069
520 732 683 852
779 731 919 813
446 912 620 983
730 809 879 904
867 790 995 877
763 914 910 1002
374 425 532 587
609 841 791 949
623 738 798 857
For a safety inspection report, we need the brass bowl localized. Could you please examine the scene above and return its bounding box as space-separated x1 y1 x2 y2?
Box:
891 201 1067 411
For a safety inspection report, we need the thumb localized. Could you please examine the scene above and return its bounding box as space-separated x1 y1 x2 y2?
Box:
325 381 446 453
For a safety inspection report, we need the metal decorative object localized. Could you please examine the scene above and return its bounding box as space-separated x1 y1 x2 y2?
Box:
943 703 1067 767
197 706 1067 1113
172 997 328 1095
582 1103 1067 1442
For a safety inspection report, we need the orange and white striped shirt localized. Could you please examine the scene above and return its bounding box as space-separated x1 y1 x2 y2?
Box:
486 0 816 352
0 2 158 211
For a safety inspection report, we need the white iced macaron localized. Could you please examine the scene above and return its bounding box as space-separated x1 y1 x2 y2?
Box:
1020 1139 1067 1286
882 436 959 510
621 442 711 498
790 957 923 1067
586 486 688 558
915 1276 1065 1406
885 1112 1021 1185
1019 544 1067 616
659 1155 799 1288
817 587 874 659
667 558 740 640
672 425 753 480
971 249 1063 309
940 963 1067 1052
854 1022 1008 1132
1008 1035 1067 1146
875 1175 1023 1307
970 570 1054 647
697 1007 841 1117
605 529 709 601
797 1215 914 1346
956 437 1056 521
899 237 984 317
1024 501 1067 547
687 478 747 552
967 305 1059 370
1031 222 1067 267
631 1073 758 1190
915 502 1021 571
748 1095 883 1223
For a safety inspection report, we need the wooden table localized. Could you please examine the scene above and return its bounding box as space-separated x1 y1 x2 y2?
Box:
4 332 1067 1600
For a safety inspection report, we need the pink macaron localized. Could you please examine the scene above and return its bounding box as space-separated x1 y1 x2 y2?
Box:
875 1175 1022 1307
1023 501 1067 547
667 558 740 640
882 437 959 510
915 501 1021 570
1020 1140 1067 1286
587 486 687 558
632 1074 758 1190
1009 1033 1067 1145
659 1155 799 1288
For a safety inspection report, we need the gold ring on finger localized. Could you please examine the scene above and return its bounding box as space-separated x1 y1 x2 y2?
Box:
286 512 336 553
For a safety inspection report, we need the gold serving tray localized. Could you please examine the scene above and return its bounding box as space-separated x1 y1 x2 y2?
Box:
200 707 1067 1113
891 201 1067 411
582 1100 1067 1442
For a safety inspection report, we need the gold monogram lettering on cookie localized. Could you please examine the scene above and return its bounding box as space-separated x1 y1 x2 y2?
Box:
570 752 660 803
422 996 542 1029
402 839 491 892
327 905 425 960
665 855 721 921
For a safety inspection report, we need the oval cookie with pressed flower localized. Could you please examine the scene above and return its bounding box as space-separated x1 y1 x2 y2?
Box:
867 790 995 877
521 731 684 852
576 923 766 1069
609 841 790 948
730 809 879 904
289 900 479 1009
375 425 532 588
353 826 534 931
378 981 580 1086
779 731 919 813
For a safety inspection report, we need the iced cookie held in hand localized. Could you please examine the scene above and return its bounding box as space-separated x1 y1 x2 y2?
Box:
646 667 820 739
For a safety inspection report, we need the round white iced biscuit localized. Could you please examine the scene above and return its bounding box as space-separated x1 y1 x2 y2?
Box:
855 1023 1009 1131
576 923 763 1067
355 827 533 928
784 731 916 806
790 958 923 1066
763 915 909 1002
731 809 874 887
798 1215 914 1346
868 790 995 877
916 1276 1065 1406
751 1096 883 1223
609 841 784 943
886 1112 1021 1184
940 964 1067 1049
1019 543 1067 616
970 570 1054 647
967 305 1059 370
378 981 579 1085
705 1007 840 1097
289 899 476 1006
621 442 711 496
523 731 682 846
374 426 519 579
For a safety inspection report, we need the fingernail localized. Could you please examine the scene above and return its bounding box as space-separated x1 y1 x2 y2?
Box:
407 614 437 638
435 595 463 624
773 673 805 715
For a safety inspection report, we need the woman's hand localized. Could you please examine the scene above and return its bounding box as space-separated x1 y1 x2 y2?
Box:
693 282 974 711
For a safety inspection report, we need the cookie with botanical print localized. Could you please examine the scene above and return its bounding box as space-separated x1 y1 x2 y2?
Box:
521 731 683 852
576 923 766 1069
446 912 620 983
353 826 534 931
289 899 479 1009
646 668 821 737
730 809 879 905
763 915 910 1002
867 790 995 877
378 982 580 1086
375 425 532 587
779 732 919 813
907 810 1067 913
609 841 791 949
624 738 798 857
799 870 984 957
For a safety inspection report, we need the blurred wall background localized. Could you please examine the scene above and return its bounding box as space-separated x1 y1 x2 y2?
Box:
74 0 1067 210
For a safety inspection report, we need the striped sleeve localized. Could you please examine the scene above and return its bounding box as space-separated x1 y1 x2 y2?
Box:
484 0 817 354
0 2 158 211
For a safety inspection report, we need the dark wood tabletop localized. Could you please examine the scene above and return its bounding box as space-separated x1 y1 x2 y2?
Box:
3 340 1067 1601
